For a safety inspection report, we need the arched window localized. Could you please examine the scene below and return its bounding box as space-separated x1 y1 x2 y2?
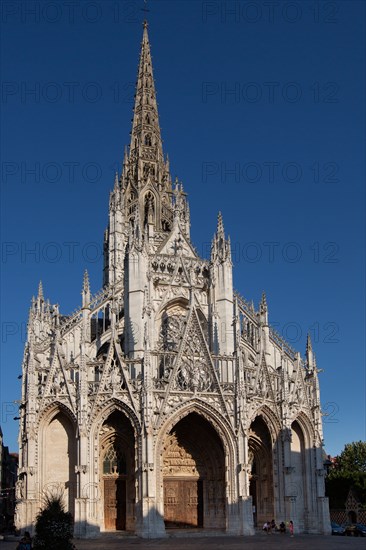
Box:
144 134 152 146
145 114 150 125
103 445 127 476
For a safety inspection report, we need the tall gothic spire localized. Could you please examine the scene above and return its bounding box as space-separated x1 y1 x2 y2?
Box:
129 21 164 173
117 21 173 240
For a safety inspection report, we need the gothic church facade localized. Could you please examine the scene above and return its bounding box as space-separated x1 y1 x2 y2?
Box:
16 23 331 537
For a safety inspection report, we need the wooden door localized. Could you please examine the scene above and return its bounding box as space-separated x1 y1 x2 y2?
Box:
104 478 126 530
164 479 203 528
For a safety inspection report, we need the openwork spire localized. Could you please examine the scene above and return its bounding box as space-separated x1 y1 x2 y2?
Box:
117 22 173 239
129 21 163 168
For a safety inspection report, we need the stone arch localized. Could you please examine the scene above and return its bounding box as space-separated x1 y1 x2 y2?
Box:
156 400 236 468
156 401 237 531
92 402 140 532
249 405 281 442
39 404 77 517
91 398 141 441
156 297 190 320
290 418 311 530
292 411 315 446
38 400 77 428
248 414 275 527
99 411 135 531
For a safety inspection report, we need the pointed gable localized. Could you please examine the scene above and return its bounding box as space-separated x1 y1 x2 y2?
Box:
157 221 197 258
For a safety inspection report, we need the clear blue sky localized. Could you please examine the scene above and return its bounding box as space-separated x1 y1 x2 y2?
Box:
1 0 365 455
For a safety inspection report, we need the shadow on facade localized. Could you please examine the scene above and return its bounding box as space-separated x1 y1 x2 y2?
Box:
15 407 330 538
15 444 330 539
249 420 330 535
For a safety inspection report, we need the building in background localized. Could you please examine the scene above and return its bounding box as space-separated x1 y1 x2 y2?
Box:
0 427 18 532
15 23 330 538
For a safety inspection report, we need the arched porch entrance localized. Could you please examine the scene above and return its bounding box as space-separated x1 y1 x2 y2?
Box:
162 412 225 529
42 409 77 516
99 410 135 531
248 416 274 527
290 420 307 529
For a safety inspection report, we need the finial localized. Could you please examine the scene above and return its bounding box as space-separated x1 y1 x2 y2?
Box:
260 291 267 310
37 280 44 300
306 332 312 352
82 269 90 308
227 235 232 259
306 333 314 370
217 211 224 234
114 171 119 189
83 269 90 294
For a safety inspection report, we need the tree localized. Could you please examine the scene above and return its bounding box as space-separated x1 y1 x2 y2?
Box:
326 441 366 509
33 493 76 550
336 441 366 474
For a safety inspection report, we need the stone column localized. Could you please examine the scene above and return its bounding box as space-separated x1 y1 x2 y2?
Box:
137 425 166 538
237 430 255 535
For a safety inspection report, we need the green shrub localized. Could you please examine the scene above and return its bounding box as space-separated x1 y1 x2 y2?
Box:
33 493 76 550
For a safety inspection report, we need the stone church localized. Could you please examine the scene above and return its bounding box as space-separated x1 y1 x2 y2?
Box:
16 23 331 537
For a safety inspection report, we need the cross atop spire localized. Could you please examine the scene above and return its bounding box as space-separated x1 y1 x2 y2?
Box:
142 0 150 16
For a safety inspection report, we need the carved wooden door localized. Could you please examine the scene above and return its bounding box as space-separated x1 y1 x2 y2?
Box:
104 478 126 530
164 479 203 528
